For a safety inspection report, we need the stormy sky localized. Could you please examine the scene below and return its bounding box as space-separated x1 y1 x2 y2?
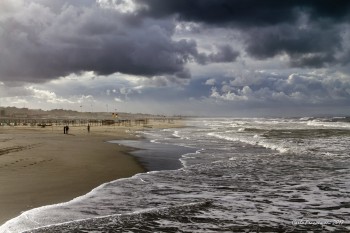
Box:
0 0 350 116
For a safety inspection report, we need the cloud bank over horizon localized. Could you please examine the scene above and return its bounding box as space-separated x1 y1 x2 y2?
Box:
0 0 350 116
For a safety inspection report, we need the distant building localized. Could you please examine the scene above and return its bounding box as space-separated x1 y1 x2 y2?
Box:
12 113 28 118
102 120 115 125
29 114 50 119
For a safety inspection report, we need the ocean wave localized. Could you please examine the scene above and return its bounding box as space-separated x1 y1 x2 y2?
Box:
207 132 291 154
306 120 350 129
22 201 212 233
179 149 204 167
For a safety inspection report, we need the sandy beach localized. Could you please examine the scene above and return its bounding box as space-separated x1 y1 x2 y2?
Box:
0 120 183 225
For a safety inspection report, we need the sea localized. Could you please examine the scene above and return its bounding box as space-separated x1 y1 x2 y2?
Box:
0 117 349 232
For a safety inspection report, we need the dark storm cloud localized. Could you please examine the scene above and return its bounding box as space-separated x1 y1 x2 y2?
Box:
136 0 350 27
245 25 341 58
0 0 235 83
0 1 187 82
136 0 350 68
195 45 240 65
244 23 342 67
1 0 349 85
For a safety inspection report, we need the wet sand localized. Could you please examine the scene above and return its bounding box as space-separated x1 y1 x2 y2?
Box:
0 120 183 225
114 140 197 171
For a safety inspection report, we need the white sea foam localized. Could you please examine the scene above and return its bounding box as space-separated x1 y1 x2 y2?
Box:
179 149 204 168
306 120 350 128
21 201 212 233
172 130 180 137
207 132 292 154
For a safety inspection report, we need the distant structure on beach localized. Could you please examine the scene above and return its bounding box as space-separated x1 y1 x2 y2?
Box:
0 106 182 127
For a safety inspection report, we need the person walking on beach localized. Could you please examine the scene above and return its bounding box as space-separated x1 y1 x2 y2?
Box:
63 126 66 134
87 124 90 133
65 125 69 134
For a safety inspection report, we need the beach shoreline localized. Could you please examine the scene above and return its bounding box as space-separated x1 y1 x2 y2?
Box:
0 120 184 225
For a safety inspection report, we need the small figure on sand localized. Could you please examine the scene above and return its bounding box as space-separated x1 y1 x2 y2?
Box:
87 124 90 133
64 125 69 134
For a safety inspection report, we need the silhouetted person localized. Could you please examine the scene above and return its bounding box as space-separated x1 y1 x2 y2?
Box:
87 124 90 133
63 126 66 134
66 125 69 134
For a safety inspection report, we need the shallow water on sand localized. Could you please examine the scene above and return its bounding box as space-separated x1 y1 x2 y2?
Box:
1 117 349 232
